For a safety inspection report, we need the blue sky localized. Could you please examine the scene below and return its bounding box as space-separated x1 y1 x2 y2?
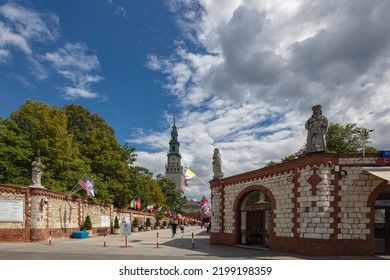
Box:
1 0 390 200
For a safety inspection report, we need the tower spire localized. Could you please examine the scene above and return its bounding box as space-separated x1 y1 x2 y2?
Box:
165 115 184 195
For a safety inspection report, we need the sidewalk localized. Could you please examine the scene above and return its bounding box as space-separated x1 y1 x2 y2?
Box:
0 226 389 260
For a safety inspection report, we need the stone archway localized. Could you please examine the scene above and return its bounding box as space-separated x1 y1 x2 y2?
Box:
368 181 390 255
233 185 276 247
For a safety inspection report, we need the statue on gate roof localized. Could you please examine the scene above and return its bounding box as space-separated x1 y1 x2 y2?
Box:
213 148 224 179
305 105 328 154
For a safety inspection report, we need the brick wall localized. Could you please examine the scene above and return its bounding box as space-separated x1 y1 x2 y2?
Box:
0 185 159 242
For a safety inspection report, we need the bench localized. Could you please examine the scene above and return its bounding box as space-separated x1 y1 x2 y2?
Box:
97 228 108 235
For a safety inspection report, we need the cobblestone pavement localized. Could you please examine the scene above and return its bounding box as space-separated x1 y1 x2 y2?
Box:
0 226 389 260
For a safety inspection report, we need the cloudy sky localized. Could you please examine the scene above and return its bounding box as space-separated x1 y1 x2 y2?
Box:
1 0 390 200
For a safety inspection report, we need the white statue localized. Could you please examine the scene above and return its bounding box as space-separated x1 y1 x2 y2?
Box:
32 157 43 186
213 148 224 179
305 105 328 153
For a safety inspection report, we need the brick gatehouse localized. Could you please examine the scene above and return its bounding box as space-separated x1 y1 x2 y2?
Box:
209 153 390 256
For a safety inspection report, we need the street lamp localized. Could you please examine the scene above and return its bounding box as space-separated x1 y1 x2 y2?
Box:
357 128 374 158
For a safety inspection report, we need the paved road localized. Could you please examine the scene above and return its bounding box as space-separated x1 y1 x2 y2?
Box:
0 226 389 260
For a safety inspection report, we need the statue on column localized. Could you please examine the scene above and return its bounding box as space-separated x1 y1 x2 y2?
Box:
31 157 44 186
305 105 328 153
213 148 224 179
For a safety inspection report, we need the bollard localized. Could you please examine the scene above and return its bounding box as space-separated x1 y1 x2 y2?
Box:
156 232 159 248
125 235 128 247
192 232 194 249
48 231 52 245
104 232 107 247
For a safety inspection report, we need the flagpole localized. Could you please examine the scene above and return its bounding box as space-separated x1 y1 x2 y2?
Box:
183 167 210 188
68 182 80 194
67 173 87 196
194 176 210 188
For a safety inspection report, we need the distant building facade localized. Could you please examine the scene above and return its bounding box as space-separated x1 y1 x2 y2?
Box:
182 199 203 219
165 117 184 195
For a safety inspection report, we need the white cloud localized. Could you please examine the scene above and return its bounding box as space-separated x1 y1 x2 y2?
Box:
62 87 98 100
115 6 129 19
0 2 103 99
44 43 102 100
133 0 390 200
0 2 59 42
0 48 10 63
0 21 31 55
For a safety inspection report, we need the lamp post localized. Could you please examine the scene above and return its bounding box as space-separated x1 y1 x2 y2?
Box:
358 128 374 158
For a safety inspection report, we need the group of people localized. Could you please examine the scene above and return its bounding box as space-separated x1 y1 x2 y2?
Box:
171 220 212 238
171 220 186 238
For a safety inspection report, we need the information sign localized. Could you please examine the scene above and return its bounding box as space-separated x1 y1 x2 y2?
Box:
120 222 132 236
0 200 24 222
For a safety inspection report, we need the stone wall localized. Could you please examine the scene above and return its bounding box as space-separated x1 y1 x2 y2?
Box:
0 184 158 242
209 153 388 256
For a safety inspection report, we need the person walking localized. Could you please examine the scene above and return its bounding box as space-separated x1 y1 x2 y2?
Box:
180 222 185 238
171 219 178 238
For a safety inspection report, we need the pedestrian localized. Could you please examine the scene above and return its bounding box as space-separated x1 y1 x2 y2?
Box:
171 219 178 238
207 221 211 233
180 223 185 238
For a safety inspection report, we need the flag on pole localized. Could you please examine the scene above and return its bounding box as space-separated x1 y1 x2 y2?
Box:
130 198 135 208
157 206 162 212
136 198 141 210
147 205 154 212
199 195 208 208
87 178 95 197
184 167 197 186
78 176 90 196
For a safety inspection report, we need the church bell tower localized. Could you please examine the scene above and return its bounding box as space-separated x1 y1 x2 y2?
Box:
165 116 184 195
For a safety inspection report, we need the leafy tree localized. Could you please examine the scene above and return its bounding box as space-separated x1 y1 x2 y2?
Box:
127 166 166 210
145 217 151 227
0 118 32 185
265 161 279 167
64 104 131 204
326 123 378 154
83 215 92 230
114 216 120 229
123 143 137 165
132 218 139 228
6 100 83 191
156 174 185 212
281 155 297 163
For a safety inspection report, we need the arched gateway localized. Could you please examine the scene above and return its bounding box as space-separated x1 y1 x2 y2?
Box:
234 186 275 248
209 153 390 256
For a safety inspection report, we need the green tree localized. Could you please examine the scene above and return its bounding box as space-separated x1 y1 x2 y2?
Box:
6 100 83 191
326 123 378 154
83 215 92 230
156 174 185 212
0 118 32 185
64 104 131 204
265 161 279 167
281 155 297 163
127 167 166 210
114 216 120 229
